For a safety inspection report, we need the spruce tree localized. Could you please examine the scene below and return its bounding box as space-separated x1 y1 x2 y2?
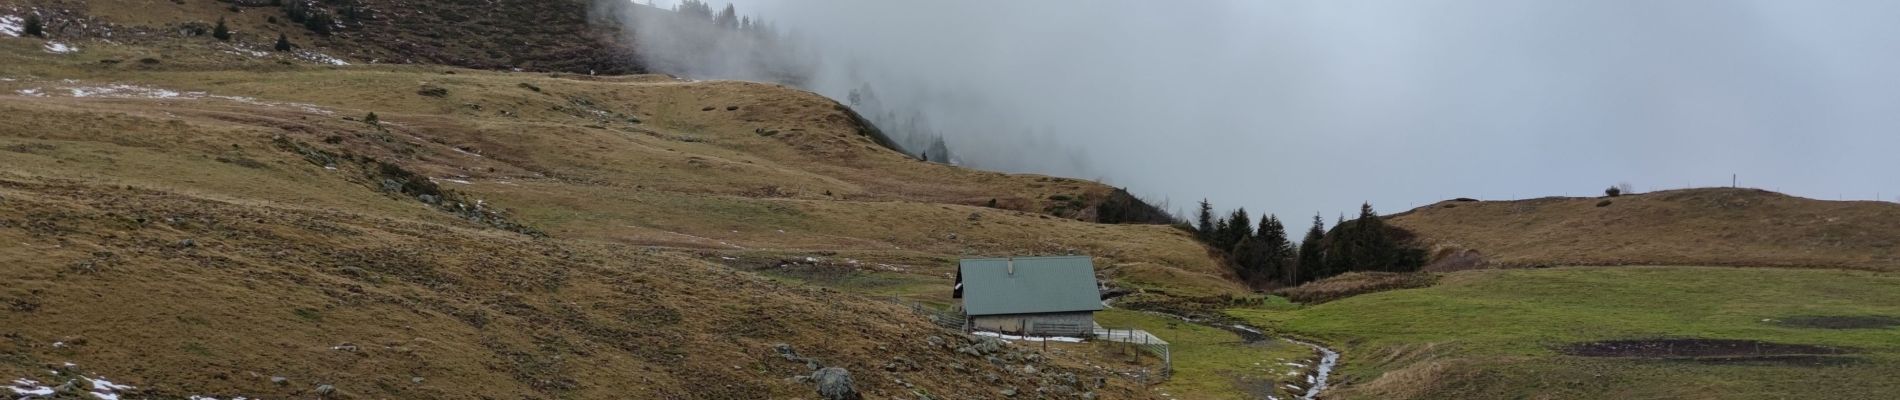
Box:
1295 214 1326 284
213 17 232 41
1195 199 1215 241
1257 215 1294 285
23 14 44 38
1355 203 1389 271
1231 236 1262 284
1222 208 1252 252
714 4 739 29
274 33 292 51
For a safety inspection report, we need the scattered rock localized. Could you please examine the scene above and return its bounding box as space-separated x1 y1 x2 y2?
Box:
332 343 359 352
411 377 424 384
982 372 1000 383
701 106 715 111
517 82 541 92
271 376 288 385
1050 372 1078 387
726 105 739 111
178 239 196 248
882 357 919 372
315 384 336 397
811 367 860 400
1596 199 1613 207
999 387 1018 397
926 335 945 348
54 379 81 395
1019 365 1038 375
968 212 982 221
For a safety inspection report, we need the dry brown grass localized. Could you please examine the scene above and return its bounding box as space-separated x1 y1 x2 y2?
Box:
1391 188 1900 271
1275 272 1437 304
0 17 1238 398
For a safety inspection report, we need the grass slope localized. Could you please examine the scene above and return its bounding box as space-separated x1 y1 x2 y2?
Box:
0 19 1247 399
1094 309 1315 400
1393 188 1900 271
1231 266 1900 399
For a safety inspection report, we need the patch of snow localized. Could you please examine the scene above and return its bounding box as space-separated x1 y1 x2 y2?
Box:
16 88 44 97
971 331 1087 343
67 84 188 99
299 51 349 66
44 42 79 54
88 376 134 392
0 15 21 37
222 44 271 58
442 178 472 185
10 378 54 397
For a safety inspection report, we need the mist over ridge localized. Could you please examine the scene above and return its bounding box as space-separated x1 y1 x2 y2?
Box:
602 0 1900 221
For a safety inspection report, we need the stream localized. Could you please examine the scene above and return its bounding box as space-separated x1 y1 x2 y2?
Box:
1101 296 1339 400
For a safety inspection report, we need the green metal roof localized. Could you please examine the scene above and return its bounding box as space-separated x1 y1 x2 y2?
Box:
958 256 1103 316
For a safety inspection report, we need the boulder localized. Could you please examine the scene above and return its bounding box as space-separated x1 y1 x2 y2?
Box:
810 367 860 400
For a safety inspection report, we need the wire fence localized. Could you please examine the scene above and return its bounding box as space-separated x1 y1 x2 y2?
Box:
1094 326 1171 375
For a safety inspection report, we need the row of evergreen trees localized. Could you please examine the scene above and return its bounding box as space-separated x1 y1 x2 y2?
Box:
1194 200 1424 287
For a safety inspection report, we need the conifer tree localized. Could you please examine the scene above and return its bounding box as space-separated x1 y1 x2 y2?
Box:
1295 214 1326 284
1257 215 1294 285
1230 235 1259 283
23 14 44 38
213 17 232 41
1222 208 1252 252
1195 199 1215 241
714 4 739 29
274 33 292 51
1355 203 1389 270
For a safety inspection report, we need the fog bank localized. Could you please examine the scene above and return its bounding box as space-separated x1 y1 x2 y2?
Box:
610 0 1900 222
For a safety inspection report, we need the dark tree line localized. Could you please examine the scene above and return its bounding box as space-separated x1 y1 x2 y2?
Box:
1194 200 1424 288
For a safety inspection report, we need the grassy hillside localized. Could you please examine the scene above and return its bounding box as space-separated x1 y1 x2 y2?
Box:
1232 267 1900 399
0 9 1246 398
58 0 641 73
1392 188 1900 271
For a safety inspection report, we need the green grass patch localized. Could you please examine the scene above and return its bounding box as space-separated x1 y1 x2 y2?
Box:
1095 308 1314 399
1228 266 1900 399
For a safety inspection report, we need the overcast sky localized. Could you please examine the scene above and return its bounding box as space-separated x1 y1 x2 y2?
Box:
638 0 1900 222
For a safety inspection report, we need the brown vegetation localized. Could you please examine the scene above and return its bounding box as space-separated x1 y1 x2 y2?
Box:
0 14 1240 398
1391 188 1900 271
1274 272 1437 304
